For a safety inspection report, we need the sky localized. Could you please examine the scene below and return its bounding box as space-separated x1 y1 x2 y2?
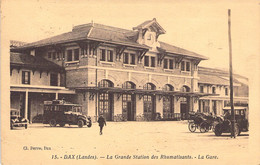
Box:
1 0 259 77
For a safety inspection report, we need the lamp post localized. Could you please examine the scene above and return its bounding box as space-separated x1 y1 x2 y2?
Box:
228 9 236 138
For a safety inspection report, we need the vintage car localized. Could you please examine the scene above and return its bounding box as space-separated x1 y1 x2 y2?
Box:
10 109 28 130
214 106 249 136
43 100 92 128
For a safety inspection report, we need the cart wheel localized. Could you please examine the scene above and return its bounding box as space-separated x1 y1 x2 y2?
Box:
234 124 240 136
214 124 222 136
87 122 92 128
188 122 196 132
59 123 65 127
77 120 84 128
200 122 209 133
49 119 57 127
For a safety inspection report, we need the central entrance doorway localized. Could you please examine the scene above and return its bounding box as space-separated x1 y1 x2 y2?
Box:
122 94 135 121
122 81 136 121
143 83 156 121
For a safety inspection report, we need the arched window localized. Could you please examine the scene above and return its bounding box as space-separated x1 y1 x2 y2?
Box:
143 83 156 90
122 81 136 89
98 79 114 87
163 84 174 91
181 85 190 92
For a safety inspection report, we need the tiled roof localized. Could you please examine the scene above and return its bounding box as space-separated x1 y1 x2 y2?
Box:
13 23 148 50
14 26 92 49
159 41 208 60
10 52 62 70
198 74 230 86
11 21 206 60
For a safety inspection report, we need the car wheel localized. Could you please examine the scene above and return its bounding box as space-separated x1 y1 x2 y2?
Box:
87 122 92 128
214 124 222 136
25 124 28 129
77 119 84 128
59 123 65 127
49 119 57 127
188 122 196 132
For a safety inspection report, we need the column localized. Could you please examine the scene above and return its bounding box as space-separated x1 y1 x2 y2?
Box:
136 94 143 120
193 97 199 112
55 92 58 100
88 92 97 122
209 99 212 113
114 94 122 116
174 97 180 113
157 95 163 117
24 90 28 119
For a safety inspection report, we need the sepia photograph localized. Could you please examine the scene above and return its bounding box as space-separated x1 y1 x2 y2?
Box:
1 0 259 164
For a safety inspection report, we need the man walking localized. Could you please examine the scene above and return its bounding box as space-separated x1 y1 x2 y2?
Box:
97 114 106 135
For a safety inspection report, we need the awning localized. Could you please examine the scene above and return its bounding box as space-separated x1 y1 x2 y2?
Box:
73 87 219 97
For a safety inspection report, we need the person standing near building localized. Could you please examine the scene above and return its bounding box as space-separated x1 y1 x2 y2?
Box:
97 114 106 135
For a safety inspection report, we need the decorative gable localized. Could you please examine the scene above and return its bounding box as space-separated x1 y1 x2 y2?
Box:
133 18 166 49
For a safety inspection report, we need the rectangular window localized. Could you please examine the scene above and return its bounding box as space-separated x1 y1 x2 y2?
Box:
74 49 79 61
81 47 84 55
50 73 58 86
123 53 129 64
144 56 149 67
52 52 56 60
100 49 106 61
67 50 73 61
151 57 155 67
186 62 190 71
130 54 135 65
169 59 174 69
57 52 60 59
225 88 228 96
22 71 30 84
181 61 185 71
107 50 113 62
164 59 168 69
200 86 204 93
212 87 216 94
48 52 52 58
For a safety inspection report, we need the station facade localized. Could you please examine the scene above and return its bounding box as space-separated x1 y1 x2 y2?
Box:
10 19 248 122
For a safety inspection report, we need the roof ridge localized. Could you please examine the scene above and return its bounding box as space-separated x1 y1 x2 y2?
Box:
92 23 135 34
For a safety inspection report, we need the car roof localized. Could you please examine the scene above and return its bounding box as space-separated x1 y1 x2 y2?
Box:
223 106 247 110
11 109 19 112
44 104 81 106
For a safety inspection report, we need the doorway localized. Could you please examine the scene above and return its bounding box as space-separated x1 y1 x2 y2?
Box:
122 94 135 121
99 93 113 121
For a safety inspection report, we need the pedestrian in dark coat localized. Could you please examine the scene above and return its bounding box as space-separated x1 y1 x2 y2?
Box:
97 114 106 135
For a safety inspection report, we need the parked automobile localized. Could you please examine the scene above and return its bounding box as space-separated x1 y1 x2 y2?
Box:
43 100 92 128
10 109 28 130
214 106 249 136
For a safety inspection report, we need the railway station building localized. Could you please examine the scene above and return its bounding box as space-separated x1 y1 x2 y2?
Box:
10 18 249 122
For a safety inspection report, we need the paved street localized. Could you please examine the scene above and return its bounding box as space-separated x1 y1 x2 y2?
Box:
3 121 252 165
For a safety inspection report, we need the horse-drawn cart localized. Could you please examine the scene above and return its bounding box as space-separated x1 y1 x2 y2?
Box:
188 112 221 133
